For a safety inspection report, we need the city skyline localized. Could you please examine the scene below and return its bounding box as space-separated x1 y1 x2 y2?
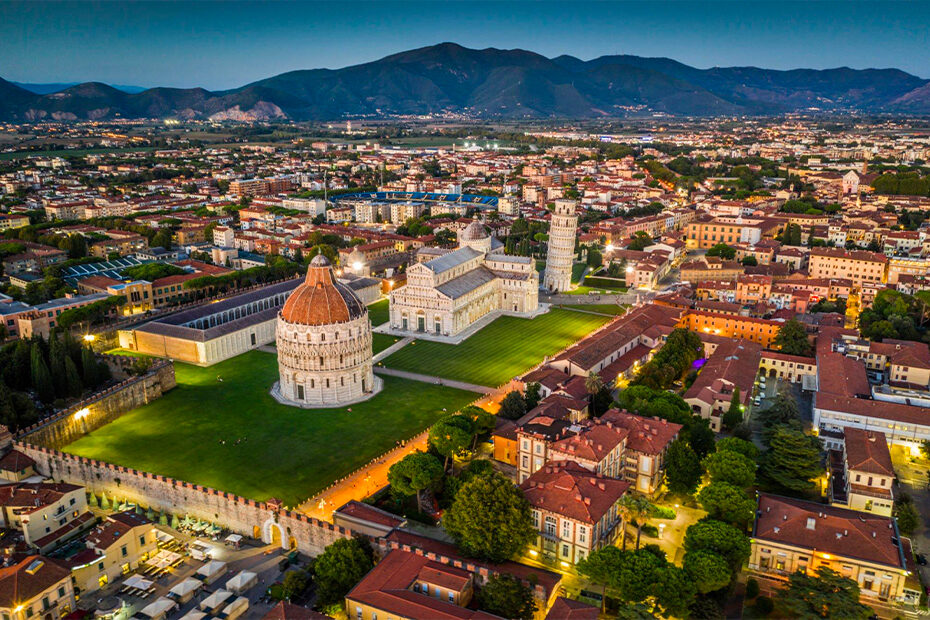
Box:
2 0 930 90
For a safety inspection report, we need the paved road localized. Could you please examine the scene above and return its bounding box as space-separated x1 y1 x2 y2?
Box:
373 366 495 394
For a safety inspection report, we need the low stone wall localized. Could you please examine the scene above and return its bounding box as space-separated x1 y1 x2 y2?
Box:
15 442 351 555
17 359 177 451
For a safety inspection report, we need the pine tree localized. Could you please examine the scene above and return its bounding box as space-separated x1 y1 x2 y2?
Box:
0 382 15 427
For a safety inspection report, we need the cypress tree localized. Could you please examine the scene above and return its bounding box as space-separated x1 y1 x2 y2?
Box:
81 347 98 387
64 357 83 398
30 344 54 404
48 337 68 398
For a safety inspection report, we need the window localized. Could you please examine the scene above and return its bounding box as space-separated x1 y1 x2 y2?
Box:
532 511 539 528
562 521 572 539
58 587 65 598
578 526 587 544
122 545 128 557
140 535 146 546
561 544 570 558
545 516 557 536
448 592 455 602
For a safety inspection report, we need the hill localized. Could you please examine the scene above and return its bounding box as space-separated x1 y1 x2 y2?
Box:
3 42 930 121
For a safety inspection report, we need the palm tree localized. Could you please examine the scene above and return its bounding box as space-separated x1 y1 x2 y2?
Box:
620 495 653 550
584 371 604 396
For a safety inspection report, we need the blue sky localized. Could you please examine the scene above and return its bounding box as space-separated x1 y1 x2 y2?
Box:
2 1 929 90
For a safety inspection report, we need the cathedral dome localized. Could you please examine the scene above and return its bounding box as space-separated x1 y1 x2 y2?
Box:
460 218 488 241
280 255 366 326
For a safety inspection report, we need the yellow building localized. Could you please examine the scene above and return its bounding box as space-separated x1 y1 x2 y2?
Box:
69 511 159 595
750 493 920 607
0 482 91 553
809 247 888 287
0 556 76 620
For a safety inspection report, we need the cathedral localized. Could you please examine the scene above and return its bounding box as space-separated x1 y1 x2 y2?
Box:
388 219 539 339
274 254 379 407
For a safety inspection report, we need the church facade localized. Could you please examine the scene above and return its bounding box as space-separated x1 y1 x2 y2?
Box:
388 219 539 339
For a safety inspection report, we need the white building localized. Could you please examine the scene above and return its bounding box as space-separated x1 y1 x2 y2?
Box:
543 199 578 292
275 255 378 406
389 219 539 339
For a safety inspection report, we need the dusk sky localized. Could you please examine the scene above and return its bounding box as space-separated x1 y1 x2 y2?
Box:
2 0 930 90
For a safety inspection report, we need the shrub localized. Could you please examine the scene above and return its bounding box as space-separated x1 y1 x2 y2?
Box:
651 505 676 519
745 577 760 599
641 524 659 538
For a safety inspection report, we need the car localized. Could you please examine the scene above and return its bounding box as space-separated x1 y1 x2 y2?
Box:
917 553 927 566
753 397 762 406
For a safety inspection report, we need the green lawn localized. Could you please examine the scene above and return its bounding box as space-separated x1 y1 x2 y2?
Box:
367 299 389 327
571 262 588 283
381 309 609 387
64 351 476 506
561 304 629 316
372 333 402 354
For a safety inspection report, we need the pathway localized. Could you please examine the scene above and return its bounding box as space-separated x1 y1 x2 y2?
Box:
373 366 495 395
372 336 412 363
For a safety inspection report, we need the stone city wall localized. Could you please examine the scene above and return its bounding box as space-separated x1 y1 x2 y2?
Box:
14 442 351 556
18 357 177 451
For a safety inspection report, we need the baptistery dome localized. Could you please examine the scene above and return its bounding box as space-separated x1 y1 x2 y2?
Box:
274 254 379 407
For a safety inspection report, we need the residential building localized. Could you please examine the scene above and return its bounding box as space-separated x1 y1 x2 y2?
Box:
0 556 76 620
0 482 92 553
68 511 158 594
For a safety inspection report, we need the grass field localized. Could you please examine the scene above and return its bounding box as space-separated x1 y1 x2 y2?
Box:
367 299 389 326
372 333 402 354
381 309 609 387
64 351 476 505
571 262 588 283
561 304 629 316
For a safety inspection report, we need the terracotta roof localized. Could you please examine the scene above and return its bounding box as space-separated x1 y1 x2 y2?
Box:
550 420 628 463
0 556 71 608
521 460 629 524
346 550 500 619
546 597 599 620
753 493 907 570
601 410 682 455
843 427 894 477
0 450 35 474
86 511 152 550
0 482 82 514
263 601 329 620
280 255 366 326
334 500 405 529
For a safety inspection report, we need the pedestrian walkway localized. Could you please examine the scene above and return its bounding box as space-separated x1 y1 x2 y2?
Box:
373 366 494 394
372 336 412 362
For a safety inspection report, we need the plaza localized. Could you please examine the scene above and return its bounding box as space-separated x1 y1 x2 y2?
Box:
63 350 476 506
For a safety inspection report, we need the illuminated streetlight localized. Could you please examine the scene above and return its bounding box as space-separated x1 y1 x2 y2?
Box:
83 334 95 342
75 407 90 420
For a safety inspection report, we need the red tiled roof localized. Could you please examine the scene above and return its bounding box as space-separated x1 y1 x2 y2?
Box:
263 601 329 620
754 493 906 569
521 460 629 524
0 482 82 514
334 500 405 529
0 556 71 608
601 410 682 455
546 597 599 620
843 427 894 476
0 450 35 474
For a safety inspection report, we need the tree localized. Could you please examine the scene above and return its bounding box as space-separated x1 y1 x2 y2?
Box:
702 450 756 488
654 564 697 617
688 418 716 458
761 426 823 495
498 390 527 420
281 569 308 601
664 438 703 495
476 573 537 620
706 243 736 259
151 229 173 250
523 382 541 410
584 371 604 397
683 550 732 594
428 414 474 472
772 319 813 357
577 545 623 610
757 390 800 432
587 247 603 268
620 494 653 550
627 231 653 251
612 547 666 603
722 387 742 430
781 567 872 620
387 451 444 508
312 538 374 607
462 405 496 449
684 520 751 570
895 496 920 535
64 356 83 398
30 343 54 404
715 437 760 460
741 255 758 266
81 347 99 386
697 482 756 526
443 472 535 562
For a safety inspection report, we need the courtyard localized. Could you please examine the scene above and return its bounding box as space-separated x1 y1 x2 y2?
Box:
380 308 610 387
64 350 476 506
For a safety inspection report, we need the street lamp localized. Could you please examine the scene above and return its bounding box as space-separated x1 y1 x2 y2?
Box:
83 334 95 343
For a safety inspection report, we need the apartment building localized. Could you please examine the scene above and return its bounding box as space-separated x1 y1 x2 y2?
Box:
808 247 888 287
828 428 894 517
521 460 629 565
684 338 762 431
69 511 159 594
0 482 92 553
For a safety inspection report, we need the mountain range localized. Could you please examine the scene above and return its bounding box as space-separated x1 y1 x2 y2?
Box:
3 42 930 121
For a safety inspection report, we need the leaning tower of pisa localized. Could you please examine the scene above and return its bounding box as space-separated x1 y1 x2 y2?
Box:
543 198 579 293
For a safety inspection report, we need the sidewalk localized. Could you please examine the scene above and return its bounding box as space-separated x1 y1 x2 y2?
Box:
373 366 495 394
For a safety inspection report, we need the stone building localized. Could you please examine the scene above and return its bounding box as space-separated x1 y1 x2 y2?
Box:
543 199 578 292
388 218 539 339
275 255 379 407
